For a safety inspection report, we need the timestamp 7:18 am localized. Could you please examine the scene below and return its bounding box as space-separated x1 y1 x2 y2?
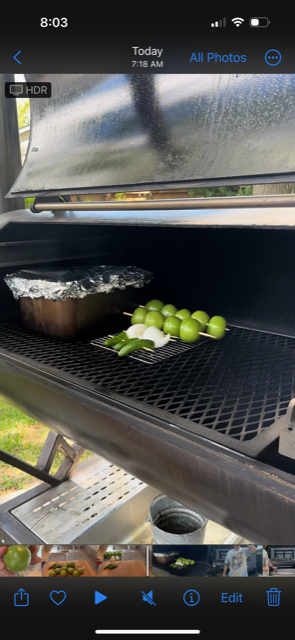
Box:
132 61 163 67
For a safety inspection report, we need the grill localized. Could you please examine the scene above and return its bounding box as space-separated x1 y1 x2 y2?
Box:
3 73 295 542
270 547 295 573
0 322 293 452
272 548 295 560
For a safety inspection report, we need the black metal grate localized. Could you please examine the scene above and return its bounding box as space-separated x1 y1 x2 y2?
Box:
0 323 294 443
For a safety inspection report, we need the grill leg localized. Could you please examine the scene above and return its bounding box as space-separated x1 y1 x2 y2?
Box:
36 431 85 481
0 431 85 486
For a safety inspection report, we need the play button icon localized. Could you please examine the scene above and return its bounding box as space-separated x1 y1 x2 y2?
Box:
95 591 108 605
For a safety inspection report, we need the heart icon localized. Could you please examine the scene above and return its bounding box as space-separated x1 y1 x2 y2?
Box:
50 590 66 605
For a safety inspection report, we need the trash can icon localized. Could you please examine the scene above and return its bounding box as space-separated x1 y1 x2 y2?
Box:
266 588 281 606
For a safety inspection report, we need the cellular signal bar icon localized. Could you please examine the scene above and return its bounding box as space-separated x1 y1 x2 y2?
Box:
211 18 226 27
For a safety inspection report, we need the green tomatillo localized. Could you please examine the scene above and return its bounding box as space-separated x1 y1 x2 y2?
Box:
3 545 31 572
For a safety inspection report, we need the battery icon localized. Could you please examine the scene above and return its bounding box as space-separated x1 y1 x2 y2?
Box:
250 17 270 27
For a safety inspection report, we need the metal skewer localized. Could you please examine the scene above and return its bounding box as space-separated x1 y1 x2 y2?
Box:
123 312 228 338
123 312 216 338
173 333 216 340
138 305 230 330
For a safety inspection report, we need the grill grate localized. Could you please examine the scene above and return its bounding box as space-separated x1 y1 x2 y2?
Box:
0 322 294 443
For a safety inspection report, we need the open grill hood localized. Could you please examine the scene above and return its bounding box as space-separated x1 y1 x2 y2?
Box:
7 74 295 198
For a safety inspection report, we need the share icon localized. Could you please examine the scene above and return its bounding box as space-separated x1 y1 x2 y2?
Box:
142 590 156 606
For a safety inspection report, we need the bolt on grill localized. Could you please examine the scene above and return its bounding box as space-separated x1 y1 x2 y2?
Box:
0 322 294 445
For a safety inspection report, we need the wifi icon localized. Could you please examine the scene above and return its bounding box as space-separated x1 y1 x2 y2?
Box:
232 17 244 27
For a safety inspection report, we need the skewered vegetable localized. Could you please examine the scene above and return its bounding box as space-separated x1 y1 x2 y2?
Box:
143 326 170 348
161 304 178 318
145 299 164 311
191 311 210 332
175 309 191 321
163 316 182 336
207 316 227 339
145 311 164 329
126 324 147 338
179 318 200 343
131 308 147 324
105 332 128 346
171 558 195 567
118 339 155 356
113 338 139 351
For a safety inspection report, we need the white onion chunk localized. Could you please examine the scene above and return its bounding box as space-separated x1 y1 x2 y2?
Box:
143 326 170 348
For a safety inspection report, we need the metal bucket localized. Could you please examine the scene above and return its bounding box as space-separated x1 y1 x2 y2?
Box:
149 495 208 544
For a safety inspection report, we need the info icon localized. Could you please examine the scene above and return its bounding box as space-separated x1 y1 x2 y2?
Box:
183 590 200 606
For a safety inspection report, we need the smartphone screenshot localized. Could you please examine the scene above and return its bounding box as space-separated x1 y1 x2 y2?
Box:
0 12 292 637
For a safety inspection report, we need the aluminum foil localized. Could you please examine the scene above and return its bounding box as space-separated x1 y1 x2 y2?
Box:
4 266 152 301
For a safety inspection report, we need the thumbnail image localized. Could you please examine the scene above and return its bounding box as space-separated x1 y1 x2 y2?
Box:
97 545 150 576
42 545 97 576
152 545 208 577
207 544 262 577
0 544 42 577
263 545 295 576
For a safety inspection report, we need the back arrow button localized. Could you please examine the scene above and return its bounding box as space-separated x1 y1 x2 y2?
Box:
13 51 21 64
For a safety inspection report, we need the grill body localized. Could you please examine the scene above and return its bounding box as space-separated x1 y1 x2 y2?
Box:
1 216 295 540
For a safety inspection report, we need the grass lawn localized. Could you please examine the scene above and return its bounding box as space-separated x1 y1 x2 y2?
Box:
0 400 92 496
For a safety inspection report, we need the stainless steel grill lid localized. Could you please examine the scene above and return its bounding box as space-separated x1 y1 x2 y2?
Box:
7 74 295 198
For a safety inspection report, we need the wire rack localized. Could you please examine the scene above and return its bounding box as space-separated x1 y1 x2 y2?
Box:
90 332 203 364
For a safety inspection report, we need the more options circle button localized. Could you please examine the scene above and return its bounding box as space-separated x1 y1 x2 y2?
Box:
265 49 281 65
